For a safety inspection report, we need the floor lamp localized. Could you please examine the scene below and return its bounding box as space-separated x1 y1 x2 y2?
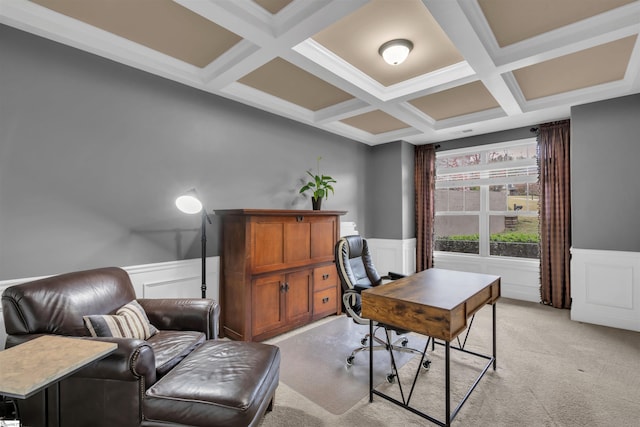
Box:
175 189 212 299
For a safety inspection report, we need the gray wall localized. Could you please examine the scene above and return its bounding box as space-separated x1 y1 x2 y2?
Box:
366 140 415 240
571 93 640 252
401 141 415 239
4 22 636 281
0 24 370 280
367 142 401 239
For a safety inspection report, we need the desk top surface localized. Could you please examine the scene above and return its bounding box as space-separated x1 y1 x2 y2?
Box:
0 335 117 399
363 268 500 310
361 269 500 340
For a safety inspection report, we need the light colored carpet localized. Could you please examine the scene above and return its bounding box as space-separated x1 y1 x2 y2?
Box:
260 298 640 426
272 315 428 415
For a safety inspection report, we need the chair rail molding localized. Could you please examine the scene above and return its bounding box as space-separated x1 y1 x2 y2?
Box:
0 257 220 347
571 248 640 332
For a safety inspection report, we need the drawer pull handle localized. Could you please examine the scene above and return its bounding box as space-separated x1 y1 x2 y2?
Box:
296 216 303 222
323 274 330 280
322 297 330 303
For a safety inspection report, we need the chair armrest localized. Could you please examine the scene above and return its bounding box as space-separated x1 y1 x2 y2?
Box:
74 337 156 387
342 290 376 327
138 298 220 339
354 283 373 292
383 272 406 280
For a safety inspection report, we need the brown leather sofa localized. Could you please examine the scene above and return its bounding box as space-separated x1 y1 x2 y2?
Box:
2 267 280 427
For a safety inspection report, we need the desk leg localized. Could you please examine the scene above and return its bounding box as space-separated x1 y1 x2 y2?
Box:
55 382 60 427
493 303 497 370
44 387 49 427
369 320 374 403
445 341 450 427
43 382 60 427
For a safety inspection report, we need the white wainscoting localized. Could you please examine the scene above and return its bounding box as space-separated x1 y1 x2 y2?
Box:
0 257 219 347
356 240 541 302
126 257 219 301
434 252 541 303
366 238 416 276
571 248 640 332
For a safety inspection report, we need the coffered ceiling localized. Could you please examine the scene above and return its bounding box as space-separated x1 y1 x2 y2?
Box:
1 0 639 145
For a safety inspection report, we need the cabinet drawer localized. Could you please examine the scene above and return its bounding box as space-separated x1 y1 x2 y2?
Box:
314 264 338 291
314 287 337 316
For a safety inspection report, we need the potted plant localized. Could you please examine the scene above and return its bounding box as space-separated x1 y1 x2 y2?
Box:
299 157 336 210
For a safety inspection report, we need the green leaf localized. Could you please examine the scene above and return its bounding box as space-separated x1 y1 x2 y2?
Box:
298 157 337 201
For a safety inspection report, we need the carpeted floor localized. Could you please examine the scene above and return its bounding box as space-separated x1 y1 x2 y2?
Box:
260 298 640 426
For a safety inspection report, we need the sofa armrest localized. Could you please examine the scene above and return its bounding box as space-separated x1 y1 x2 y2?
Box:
5 334 156 387
75 337 156 387
138 298 220 339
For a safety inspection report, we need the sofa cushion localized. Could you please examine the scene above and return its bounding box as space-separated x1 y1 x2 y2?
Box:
83 300 158 340
146 330 206 376
116 300 159 336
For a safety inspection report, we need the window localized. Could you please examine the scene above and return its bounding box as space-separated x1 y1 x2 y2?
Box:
434 139 539 259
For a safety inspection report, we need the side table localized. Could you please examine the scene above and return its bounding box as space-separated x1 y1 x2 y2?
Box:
0 335 117 427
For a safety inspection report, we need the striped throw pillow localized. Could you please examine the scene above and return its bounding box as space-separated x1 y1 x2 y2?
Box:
83 300 158 339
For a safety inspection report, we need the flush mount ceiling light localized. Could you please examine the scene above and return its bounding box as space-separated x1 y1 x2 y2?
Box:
379 39 413 65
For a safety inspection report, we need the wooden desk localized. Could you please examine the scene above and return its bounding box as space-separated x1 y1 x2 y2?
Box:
0 335 117 426
362 268 500 426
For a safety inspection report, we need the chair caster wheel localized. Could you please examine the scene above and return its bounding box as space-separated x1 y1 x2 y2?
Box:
361 338 368 346
422 360 431 371
386 374 396 384
401 338 408 347
346 356 354 367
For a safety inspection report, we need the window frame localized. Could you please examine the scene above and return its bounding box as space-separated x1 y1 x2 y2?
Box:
434 138 539 258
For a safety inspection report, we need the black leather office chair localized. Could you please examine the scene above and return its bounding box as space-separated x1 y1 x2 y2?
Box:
335 235 430 382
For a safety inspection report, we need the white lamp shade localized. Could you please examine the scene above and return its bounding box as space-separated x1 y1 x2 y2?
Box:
175 193 202 214
379 39 413 65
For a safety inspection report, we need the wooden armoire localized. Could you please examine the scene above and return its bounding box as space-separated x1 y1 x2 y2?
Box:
215 209 346 341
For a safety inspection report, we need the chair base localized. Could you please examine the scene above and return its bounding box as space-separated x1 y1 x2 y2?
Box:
345 326 430 383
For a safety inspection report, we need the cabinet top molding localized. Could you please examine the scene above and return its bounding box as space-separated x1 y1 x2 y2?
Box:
214 209 347 217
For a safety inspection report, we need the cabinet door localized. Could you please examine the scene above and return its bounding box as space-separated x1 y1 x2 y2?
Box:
253 222 284 269
252 274 285 337
285 269 312 323
310 217 337 261
284 221 311 263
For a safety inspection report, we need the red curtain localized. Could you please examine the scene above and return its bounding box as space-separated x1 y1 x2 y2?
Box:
538 120 572 308
415 144 436 272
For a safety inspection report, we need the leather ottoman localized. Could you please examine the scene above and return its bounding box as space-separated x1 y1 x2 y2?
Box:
142 340 280 427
